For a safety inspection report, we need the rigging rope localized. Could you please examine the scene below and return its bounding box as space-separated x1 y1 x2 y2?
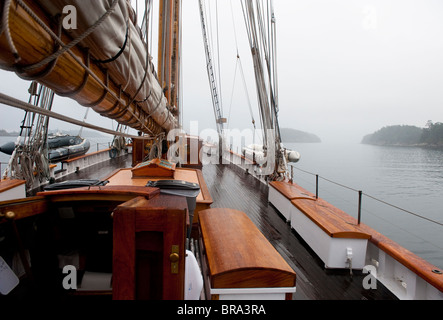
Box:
17 0 120 72
6 0 158 136
198 0 224 136
214 0 223 118
3 83 53 188
1 0 20 62
229 0 257 134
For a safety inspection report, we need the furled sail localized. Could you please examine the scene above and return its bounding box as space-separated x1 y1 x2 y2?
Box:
0 0 178 135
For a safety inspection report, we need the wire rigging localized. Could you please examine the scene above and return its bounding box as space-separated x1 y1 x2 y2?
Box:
227 0 256 134
290 165 443 228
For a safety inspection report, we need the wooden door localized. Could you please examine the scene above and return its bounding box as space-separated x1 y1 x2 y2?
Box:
112 195 188 300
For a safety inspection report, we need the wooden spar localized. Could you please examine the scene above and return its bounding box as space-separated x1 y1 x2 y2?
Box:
171 0 181 112
0 0 174 136
157 0 180 114
167 0 173 105
157 0 165 87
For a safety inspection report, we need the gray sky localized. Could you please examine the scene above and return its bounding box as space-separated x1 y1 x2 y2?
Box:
1 0 443 143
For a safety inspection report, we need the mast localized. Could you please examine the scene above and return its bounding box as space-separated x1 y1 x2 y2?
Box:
241 0 287 179
158 0 181 122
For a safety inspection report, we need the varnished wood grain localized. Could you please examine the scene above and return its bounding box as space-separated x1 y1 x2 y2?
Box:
105 168 213 217
199 208 296 289
131 158 176 178
278 181 443 291
112 195 188 300
0 179 26 193
271 180 370 239
358 222 443 292
202 163 398 300
37 185 160 202
291 199 371 239
0 196 48 221
270 180 316 200
112 200 136 300
0 0 165 135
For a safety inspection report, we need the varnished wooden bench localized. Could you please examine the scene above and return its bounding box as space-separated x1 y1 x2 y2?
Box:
291 198 371 239
198 208 296 300
269 180 370 269
268 180 316 221
0 179 26 201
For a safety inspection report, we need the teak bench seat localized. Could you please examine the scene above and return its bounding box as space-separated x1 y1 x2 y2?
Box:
269 180 370 269
198 208 296 300
291 198 371 240
270 180 370 240
269 180 316 201
0 179 26 193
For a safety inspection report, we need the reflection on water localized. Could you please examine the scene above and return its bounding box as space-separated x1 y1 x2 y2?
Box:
285 141 443 269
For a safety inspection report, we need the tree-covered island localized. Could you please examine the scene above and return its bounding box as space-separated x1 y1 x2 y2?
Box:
280 128 321 143
362 121 443 148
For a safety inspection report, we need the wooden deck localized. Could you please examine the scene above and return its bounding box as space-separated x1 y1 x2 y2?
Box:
201 163 397 300
27 154 397 299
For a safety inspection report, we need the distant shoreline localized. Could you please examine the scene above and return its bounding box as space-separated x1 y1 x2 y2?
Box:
361 141 443 150
280 127 321 143
0 129 107 138
361 123 443 149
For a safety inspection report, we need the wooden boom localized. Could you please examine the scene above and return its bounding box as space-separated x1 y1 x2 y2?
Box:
0 0 178 135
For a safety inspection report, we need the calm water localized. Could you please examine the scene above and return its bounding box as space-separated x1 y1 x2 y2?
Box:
285 141 443 269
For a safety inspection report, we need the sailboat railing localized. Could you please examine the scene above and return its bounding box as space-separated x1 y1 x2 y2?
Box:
288 163 443 229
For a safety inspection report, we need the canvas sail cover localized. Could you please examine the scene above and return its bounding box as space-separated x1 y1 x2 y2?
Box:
0 0 177 134
37 0 177 132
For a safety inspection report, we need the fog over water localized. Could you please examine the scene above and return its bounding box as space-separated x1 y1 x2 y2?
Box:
1 0 442 143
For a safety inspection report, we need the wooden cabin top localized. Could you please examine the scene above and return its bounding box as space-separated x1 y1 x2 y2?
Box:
199 208 296 289
37 185 160 202
131 158 176 178
104 167 213 205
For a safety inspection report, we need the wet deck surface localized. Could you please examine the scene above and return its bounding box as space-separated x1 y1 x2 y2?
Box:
202 163 397 300
40 156 397 300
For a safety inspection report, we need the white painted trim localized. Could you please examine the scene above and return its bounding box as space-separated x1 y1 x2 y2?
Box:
0 183 26 201
290 204 368 269
268 185 292 222
210 286 296 300
365 242 443 300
